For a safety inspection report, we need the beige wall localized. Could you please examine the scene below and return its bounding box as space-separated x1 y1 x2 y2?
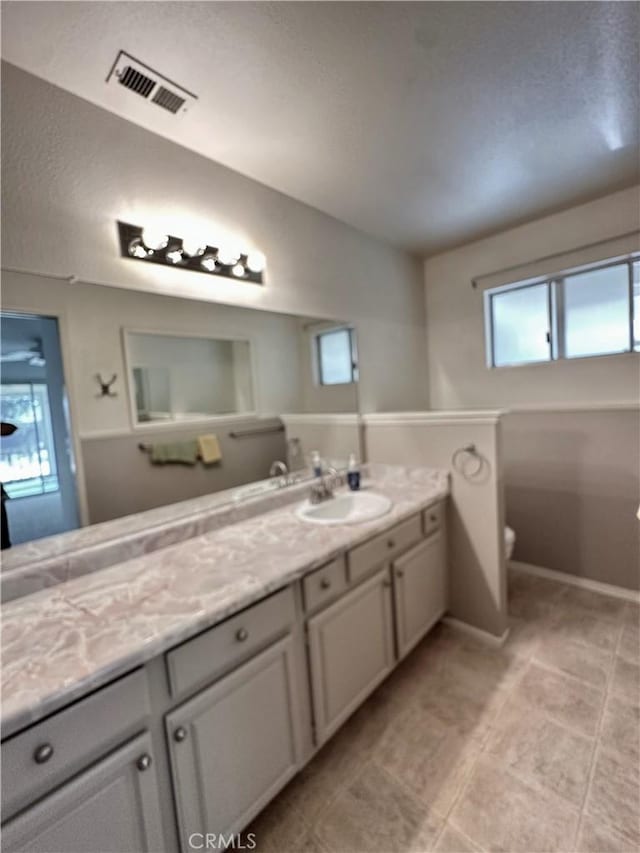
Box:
364 413 507 639
281 415 362 470
1 62 428 415
503 407 640 591
81 417 287 524
424 186 640 410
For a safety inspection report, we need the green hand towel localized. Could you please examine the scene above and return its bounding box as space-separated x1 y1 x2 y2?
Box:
150 440 199 465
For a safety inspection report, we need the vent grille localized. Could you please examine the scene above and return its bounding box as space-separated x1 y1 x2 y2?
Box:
118 66 156 98
107 51 197 117
152 86 186 114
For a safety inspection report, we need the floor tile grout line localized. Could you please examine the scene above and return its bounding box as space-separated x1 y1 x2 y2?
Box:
570 614 627 852
440 650 523 843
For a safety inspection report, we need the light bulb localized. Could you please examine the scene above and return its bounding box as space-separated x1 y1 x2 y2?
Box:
128 238 149 259
182 238 207 258
166 248 183 264
201 255 217 272
246 251 265 273
216 243 241 266
142 228 169 251
232 263 245 277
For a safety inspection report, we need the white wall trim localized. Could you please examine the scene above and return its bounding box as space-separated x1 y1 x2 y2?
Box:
505 401 639 414
510 560 640 603
443 616 510 647
79 414 280 442
281 413 361 426
363 410 505 427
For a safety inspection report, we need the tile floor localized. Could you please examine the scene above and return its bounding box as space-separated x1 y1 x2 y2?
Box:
246 570 640 853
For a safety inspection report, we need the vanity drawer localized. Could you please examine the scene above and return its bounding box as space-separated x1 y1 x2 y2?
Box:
166 586 295 699
1 668 150 821
348 514 422 584
424 501 445 537
303 556 348 613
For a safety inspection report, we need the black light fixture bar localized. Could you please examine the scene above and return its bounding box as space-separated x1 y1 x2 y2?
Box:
117 221 264 284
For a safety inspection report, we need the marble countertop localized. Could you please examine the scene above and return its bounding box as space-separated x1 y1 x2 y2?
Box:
1 465 448 738
1 471 318 603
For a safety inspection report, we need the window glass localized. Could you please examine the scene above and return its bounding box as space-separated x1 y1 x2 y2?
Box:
563 264 630 358
317 328 354 385
0 383 59 498
491 283 551 367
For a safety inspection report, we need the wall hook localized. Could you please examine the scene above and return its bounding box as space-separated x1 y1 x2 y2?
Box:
96 373 118 397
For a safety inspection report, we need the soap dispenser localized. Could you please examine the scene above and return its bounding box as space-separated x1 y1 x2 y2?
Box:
311 450 323 478
347 453 361 491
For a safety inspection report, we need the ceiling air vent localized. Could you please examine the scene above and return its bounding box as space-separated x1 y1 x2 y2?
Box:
118 66 155 98
152 86 186 115
106 51 197 117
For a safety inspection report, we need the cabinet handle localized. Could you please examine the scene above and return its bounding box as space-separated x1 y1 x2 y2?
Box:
174 726 188 743
136 753 152 772
320 578 331 590
396 568 404 578
33 743 54 764
430 514 437 523
236 627 249 642
387 539 395 549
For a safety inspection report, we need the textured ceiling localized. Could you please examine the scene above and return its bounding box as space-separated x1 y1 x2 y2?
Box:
1 1 638 254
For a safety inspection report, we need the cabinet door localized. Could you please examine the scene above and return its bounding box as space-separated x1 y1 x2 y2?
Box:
2 732 165 853
166 635 301 848
394 532 447 660
307 567 395 746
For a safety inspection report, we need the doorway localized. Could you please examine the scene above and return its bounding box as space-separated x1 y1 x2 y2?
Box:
0 312 79 546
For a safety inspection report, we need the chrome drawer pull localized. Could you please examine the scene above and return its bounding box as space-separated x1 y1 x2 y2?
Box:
136 753 152 772
236 627 249 642
174 726 188 743
320 578 332 590
33 743 54 765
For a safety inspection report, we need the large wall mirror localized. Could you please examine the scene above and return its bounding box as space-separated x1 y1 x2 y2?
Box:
0 278 361 551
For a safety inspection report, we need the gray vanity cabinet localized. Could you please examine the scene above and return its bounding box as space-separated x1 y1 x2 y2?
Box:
1 732 165 853
166 635 302 849
393 531 447 659
307 567 395 745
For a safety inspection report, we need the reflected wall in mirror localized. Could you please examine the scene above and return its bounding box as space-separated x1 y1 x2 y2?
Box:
0 273 362 548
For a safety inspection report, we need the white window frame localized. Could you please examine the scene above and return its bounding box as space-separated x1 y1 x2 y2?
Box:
314 326 359 386
484 255 639 368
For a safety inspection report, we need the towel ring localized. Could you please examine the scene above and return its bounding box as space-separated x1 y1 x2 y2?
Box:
451 444 485 479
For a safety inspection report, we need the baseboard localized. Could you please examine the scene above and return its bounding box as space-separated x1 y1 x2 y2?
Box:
443 616 510 647
509 560 640 604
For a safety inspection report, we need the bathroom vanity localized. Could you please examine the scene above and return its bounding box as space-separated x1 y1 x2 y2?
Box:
1 466 448 852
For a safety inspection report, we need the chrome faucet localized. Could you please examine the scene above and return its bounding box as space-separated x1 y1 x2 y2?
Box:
269 460 289 487
309 466 340 504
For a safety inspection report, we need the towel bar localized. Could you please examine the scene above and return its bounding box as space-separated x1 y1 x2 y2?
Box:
228 425 285 439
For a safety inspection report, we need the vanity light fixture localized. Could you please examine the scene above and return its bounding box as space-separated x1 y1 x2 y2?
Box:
117 221 265 284
166 247 184 264
141 228 169 251
128 237 151 259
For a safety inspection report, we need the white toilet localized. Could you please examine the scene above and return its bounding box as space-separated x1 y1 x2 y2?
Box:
504 526 516 561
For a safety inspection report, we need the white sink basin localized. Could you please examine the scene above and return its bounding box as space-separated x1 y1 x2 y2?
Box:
296 491 393 525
